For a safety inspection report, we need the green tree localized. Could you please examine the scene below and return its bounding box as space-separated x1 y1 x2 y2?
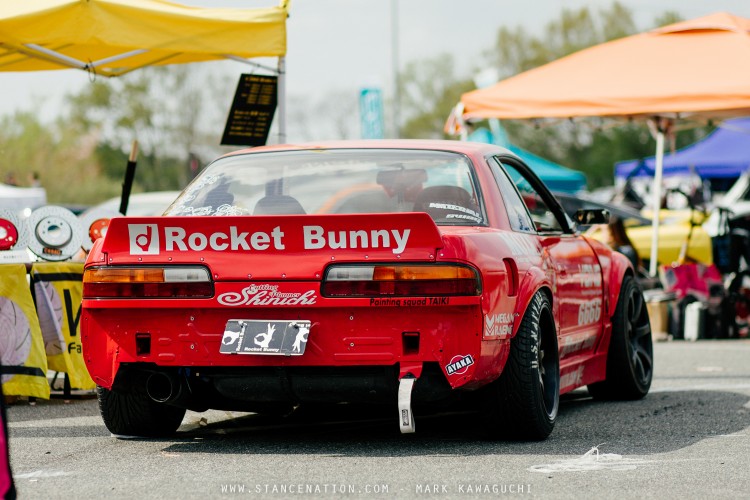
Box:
397 54 474 139
0 110 118 204
479 3 700 189
63 65 233 197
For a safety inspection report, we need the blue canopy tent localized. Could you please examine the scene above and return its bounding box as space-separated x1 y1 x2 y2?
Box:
467 125 587 193
615 117 750 182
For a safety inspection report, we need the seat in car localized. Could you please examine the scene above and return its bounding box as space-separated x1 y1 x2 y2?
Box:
253 195 306 215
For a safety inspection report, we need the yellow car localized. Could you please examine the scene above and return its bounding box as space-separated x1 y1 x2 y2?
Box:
556 193 712 267
631 209 712 266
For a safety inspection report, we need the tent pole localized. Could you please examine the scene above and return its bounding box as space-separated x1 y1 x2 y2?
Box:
648 120 667 277
277 56 286 144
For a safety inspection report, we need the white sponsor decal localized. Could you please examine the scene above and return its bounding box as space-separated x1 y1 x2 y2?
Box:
218 284 318 306
128 224 160 255
578 298 602 326
484 312 514 338
560 333 598 357
126 224 411 255
579 264 602 288
445 354 475 375
560 366 584 389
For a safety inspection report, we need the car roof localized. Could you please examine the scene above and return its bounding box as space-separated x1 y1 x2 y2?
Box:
220 139 515 159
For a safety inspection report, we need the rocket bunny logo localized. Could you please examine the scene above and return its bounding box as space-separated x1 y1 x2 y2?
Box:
128 224 159 255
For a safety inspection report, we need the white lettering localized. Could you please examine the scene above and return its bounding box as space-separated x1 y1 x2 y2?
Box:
391 229 410 254
350 230 368 249
271 226 285 250
165 227 187 251
371 229 389 249
230 226 250 250
251 231 270 250
188 232 207 251
303 225 326 249
329 230 347 250
210 232 228 250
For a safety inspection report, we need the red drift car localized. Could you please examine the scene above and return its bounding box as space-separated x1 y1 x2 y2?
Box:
81 140 652 440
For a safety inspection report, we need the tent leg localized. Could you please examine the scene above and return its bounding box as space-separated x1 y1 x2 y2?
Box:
277 56 286 144
648 121 667 277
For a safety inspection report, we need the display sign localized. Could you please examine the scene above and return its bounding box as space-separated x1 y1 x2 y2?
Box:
359 87 385 139
221 74 278 147
0 209 30 264
27 206 83 262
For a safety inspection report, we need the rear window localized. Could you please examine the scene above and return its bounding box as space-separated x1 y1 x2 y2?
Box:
166 149 484 225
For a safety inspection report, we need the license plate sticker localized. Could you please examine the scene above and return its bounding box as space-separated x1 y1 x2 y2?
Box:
220 320 312 356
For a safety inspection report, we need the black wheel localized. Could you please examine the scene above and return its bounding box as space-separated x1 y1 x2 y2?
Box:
97 385 186 438
480 291 559 440
588 275 652 400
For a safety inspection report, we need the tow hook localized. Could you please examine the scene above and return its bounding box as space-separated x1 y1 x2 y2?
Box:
398 375 416 433
397 362 422 434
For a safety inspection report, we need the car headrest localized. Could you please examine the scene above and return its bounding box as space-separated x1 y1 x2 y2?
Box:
253 195 306 215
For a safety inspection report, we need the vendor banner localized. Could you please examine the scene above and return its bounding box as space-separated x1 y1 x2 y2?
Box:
30 262 94 390
0 264 50 399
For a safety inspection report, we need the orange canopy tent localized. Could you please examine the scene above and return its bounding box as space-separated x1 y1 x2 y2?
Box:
454 12 750 275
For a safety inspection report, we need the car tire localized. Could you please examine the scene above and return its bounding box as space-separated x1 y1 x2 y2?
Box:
588 275 653 400
97 385 186 438
480 291 559 440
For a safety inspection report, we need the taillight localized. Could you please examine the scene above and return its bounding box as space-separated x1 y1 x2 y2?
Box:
322 264 480 297
83 266 213 298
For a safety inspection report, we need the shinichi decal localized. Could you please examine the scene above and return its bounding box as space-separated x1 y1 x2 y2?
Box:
218 284 318 306
445 354 475 375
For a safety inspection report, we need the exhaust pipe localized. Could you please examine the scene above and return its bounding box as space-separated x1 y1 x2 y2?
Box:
146 372 184 404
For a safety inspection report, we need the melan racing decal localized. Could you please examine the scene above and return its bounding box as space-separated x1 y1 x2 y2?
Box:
484 312 514 338
218 284 318 306
127 224 411 255
445 354 474 375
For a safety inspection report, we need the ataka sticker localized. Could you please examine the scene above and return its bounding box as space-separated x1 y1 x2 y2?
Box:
445 354 474 375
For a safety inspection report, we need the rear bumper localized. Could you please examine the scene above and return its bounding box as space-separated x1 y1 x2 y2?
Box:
82 297 509 404
112 362 459 412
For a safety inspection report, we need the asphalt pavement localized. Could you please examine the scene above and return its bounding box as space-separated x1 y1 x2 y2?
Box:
6 339 750 499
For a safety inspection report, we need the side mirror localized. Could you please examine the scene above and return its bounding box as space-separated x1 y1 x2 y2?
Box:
575 208 610 225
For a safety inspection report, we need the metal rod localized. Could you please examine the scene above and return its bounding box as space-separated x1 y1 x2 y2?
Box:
648 122 666 277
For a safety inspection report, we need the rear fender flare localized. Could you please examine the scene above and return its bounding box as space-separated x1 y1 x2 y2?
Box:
606 251 634 320
512 267 552 338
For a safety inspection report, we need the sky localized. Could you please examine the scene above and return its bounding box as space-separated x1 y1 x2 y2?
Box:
2 0 750 143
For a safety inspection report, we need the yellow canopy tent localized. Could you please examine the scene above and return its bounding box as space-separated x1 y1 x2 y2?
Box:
0 0 290 139
452 12 750 276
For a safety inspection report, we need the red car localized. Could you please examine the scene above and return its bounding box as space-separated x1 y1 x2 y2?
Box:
81 140 652 440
